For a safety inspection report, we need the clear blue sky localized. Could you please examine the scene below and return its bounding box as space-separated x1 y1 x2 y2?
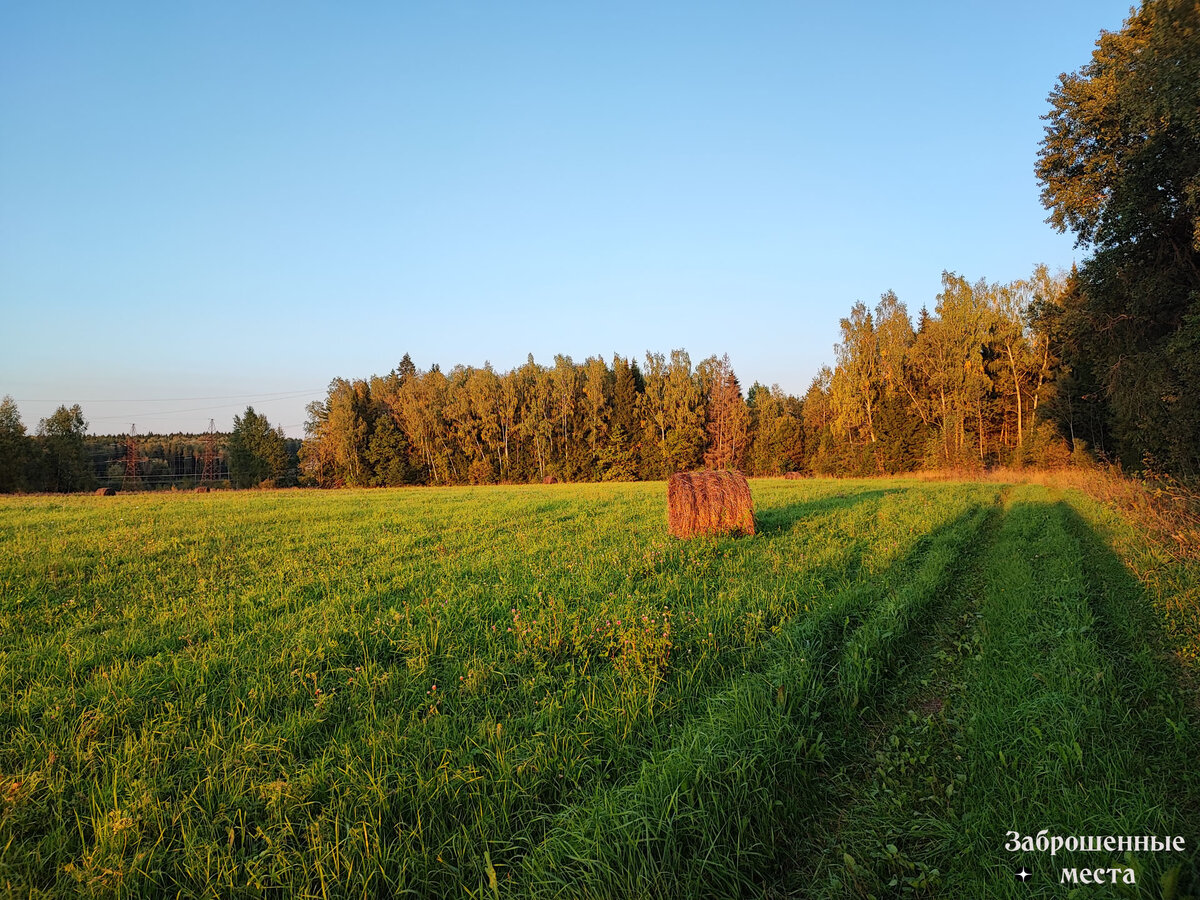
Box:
1 2 1131 438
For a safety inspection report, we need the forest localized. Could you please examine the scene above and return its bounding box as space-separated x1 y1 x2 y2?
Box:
300 0 1200 488
304 0 1200 487
1 0 1196 491
293 266 1073 487
0 401 301 493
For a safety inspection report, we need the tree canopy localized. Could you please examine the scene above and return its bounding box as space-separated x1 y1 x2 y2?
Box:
228 407 290 488
0 396 32 493
37 404 92 493
1037 0 1200 475
298 353 804 487
4 6 1197 491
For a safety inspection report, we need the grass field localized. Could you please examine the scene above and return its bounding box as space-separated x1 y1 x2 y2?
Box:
1 479 1197 898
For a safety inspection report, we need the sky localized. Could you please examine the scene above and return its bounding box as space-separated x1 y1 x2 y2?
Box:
1 2 1133 438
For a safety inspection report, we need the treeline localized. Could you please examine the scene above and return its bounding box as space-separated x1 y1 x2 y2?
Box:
299 352 804 486
87 433 232 489
300 1 1200 485
0 398 301 493
295 260 1184 487
0 401 97 494
802 267 1080 476
294 266 1081 488
3 2 1194 491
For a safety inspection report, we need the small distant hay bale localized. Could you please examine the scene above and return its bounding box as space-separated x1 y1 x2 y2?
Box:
542 475 558 485
95 487 116 496
194 486 210 493
667 470 755 539
784 471 805 480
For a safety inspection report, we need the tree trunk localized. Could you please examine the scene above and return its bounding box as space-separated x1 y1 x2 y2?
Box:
978 401 985 462
1006 341 1023 446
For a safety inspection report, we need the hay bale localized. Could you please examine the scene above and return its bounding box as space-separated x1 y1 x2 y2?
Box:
194 486 210 493
95 487 116 496
667 469 755 539
784 471 805 480
542 475 558 485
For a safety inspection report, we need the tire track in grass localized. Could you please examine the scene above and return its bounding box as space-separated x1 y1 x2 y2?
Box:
944 488 1200 897
520 492 1000 899
833 495 1003 715
0 484 987 898
801 490 1005 899
459 484 973 892
782 487 1200 900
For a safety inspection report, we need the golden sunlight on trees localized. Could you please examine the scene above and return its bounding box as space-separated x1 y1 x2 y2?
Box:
1037 0 1200 475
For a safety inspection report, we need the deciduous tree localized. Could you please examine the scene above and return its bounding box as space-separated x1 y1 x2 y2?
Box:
0 396 32 492
1037 0 1200 474
37 404 91 492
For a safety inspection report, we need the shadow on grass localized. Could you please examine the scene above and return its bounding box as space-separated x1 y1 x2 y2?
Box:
754 488 904 537
790 498 1200 898
14 491 1197 899
524 499 1000 899
1057 500 1200 829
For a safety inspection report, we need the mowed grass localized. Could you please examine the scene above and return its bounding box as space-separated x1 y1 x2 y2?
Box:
0 480 1197 897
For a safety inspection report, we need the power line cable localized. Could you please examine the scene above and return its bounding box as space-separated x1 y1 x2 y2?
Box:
85 396 320 422
11 388 324 404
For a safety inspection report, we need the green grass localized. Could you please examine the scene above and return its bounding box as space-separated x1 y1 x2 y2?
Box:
0 480 1197 898
808 486 1200 899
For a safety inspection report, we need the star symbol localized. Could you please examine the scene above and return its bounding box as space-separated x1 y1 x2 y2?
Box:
1016 868 1031 882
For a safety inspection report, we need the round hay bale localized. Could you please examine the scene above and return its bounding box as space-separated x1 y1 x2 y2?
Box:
667 469 755 539
194 486 210 493
784 471 805 480
542 475 558 485
95 487 116 496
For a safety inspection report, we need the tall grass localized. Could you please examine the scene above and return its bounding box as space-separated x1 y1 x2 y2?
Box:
524 491 1000 898
0 481 981 896
808 485 1200 899
1 479 1196 897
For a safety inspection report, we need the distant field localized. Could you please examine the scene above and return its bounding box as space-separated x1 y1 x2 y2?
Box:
1 480 1197 897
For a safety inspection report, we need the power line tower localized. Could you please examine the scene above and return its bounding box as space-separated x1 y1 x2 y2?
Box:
123 424 141 491
202 419 218 483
